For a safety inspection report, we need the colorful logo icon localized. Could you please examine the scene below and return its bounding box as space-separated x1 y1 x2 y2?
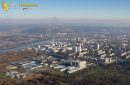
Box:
2 1 8 12
1 1 38 12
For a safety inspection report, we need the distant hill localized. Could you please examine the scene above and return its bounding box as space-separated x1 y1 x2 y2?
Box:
0 21 130 33
22 25 130 34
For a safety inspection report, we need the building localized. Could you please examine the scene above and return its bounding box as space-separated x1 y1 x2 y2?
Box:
97 43 100 50
77 44 82 53
105 57 115 64
68 60 87 74
38 45 41 49
73 46 78 53
73 44 82 53
71 60 86 68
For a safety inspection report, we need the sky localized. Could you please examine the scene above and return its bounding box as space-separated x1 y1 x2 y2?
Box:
0 0 130 21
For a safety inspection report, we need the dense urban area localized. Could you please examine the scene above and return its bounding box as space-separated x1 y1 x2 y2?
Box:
0 26 130 85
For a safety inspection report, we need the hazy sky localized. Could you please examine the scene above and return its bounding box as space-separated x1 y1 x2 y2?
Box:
0 0 130 20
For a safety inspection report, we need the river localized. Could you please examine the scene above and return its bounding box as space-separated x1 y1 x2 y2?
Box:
0 40 49 54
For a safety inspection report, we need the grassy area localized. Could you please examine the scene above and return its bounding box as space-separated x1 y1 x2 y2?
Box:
30 66 65 77
94 67 104 76
90 66 130 85
0 63 8 71
126 77 130 85
47 68 65 77
13 67 26 73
